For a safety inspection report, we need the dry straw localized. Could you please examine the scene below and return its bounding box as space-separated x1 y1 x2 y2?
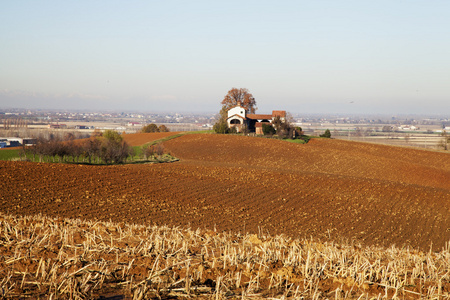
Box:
0 213 448 299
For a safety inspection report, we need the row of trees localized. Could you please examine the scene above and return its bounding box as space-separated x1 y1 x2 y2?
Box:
22 130 133 164
2 118 29 129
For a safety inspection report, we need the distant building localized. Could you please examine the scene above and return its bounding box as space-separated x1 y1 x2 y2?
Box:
398 125 418 131
227 106 286 134
48 123 67 129
0 137 36 148
22 138 36 146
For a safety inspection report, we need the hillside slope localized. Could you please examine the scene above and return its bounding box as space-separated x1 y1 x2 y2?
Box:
163 134 450 190
163 134 450 249
1 134 449 250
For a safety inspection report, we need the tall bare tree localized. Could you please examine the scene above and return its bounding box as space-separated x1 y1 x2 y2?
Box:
221 88 256 113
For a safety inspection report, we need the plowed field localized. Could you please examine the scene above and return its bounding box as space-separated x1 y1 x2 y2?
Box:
1 133 449 250
122 131 180 146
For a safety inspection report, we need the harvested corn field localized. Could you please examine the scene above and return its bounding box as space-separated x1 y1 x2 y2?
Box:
0 213 449 299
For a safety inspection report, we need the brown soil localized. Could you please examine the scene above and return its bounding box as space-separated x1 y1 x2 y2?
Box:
1 133 449 250
122 131 180 146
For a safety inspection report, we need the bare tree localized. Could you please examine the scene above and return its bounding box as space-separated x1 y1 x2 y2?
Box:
221 88 257 113
438 130 449 150
272 116 291 138
142 144 155 160
155 144 164 158
404 134 411 144
82 138 101 164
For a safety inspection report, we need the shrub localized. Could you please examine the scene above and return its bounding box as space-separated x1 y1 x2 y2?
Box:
262 123 275 136
320 129 331 138
142 124 159 133
295 127 303 136
158 125 170 132
213 120 229 134
227 126 238 134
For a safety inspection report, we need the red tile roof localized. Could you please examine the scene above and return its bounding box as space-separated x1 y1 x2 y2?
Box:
272 110 286 117
247 114 273 120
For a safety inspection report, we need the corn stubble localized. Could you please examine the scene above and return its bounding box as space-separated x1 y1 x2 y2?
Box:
0 213 449 299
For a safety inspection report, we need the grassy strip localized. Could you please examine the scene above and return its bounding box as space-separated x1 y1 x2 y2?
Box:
282 135 317 144
12 154 179 165
140 133 185 147
283 138 308 144
184 129 215 134
1 133 187 164
130 133 186 162
1 147 178 165
0 149 20 161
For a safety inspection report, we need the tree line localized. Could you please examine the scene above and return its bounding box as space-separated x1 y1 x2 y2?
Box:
2 118 29 129
22 130 132 164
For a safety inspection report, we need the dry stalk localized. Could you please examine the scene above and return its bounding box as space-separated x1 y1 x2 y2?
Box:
0 212 449 299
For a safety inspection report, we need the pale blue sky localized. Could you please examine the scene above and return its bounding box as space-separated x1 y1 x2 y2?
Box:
1 1 449 114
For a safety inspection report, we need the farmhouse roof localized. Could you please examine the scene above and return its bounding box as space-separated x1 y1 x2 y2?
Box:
272 110 286 118
246 114 273 120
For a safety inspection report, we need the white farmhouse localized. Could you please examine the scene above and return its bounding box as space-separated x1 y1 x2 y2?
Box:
226 106 286 134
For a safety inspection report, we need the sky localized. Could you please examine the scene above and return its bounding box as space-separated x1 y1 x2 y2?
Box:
1 1 449 115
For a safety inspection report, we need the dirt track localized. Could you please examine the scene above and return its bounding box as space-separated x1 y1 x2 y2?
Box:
1 133 449 250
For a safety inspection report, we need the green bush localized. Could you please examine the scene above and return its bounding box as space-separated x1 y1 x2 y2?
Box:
262 123 276 135
300 135 312 143
213 119 229 134
320 129 331 138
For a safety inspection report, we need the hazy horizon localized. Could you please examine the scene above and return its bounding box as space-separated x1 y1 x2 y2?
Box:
1 1 449 115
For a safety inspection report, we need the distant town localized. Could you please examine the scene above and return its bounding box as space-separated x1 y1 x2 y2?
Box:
1 107 449 150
